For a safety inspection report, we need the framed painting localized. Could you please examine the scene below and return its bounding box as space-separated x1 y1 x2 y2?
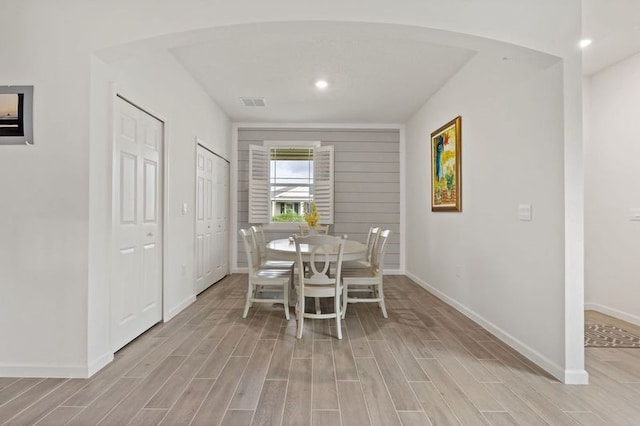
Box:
431 116 461 211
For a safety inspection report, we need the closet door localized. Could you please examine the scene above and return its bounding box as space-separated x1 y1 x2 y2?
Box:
195 145 215 294
212 158 229 283
112 96 163 352
195 146 229 293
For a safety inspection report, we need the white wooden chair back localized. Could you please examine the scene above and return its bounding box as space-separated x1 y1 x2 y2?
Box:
365 226 381 263
250 225 268 264
371 229 391 272
295 235 344 284
239 228 260 273
249 224 295 271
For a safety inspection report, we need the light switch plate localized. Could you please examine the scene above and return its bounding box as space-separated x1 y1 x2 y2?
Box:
518 204 532 221
630 208 640 221
182 203 188 215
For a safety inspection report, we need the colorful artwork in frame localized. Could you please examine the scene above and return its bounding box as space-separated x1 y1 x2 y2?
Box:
431 116 461 211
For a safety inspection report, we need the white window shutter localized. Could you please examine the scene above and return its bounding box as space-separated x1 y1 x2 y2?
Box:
249 144 270 223
313 145 334 224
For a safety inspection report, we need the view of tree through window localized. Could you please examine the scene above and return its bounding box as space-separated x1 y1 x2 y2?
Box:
270 147 313 222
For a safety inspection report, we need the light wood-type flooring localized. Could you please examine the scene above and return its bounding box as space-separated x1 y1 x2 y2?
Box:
1 274 640 425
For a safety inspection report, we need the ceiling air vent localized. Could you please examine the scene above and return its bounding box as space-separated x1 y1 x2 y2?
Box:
241 97 266 107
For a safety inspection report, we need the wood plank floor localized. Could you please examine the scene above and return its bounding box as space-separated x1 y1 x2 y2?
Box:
2 274 640 425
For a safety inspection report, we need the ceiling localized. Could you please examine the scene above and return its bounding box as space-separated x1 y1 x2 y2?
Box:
171 22 476 124
582 0 640 76
163 4 640 124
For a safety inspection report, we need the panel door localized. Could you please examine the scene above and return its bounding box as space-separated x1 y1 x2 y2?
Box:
211 157 229 283
112 96 163 352
195 146 215 294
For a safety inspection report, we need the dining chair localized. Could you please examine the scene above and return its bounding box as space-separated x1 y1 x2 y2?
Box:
250 225 296 271
298 223 330 236
294 234 346 339
341 229 391 318
342 226 380 270
239 229 291 320
297 223 330 279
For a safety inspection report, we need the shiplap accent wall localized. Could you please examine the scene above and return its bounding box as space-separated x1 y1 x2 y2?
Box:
237 127 400 270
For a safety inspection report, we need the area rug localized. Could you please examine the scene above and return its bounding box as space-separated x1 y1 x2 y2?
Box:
585 324 640 348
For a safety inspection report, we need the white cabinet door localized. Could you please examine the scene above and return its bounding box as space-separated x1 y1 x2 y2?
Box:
112 96 163 352
195 146 229 293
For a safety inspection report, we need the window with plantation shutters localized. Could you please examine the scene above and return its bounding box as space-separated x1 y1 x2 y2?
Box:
249 145 270 223
248 142 334 224
312 145 334 224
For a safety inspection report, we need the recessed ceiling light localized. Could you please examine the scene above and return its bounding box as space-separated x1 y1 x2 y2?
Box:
579 39 593 49
314 79 329 90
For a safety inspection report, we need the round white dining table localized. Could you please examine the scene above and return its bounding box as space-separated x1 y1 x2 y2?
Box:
265 238 367 262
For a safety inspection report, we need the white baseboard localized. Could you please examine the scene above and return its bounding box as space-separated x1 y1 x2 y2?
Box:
0 351 115 379
164 294 197 322
564 369 589 385
87 352 114 377
405 271 574 384
0 363 92 378
232 267 249 274
585 302 640 328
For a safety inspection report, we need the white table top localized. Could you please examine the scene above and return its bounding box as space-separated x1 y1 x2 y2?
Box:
266 238 367 262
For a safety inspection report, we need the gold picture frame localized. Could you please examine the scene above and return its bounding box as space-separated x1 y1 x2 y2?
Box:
431 116 461 211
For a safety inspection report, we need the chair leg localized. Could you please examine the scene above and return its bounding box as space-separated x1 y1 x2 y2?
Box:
379 300 388 318
289 267 296 306
296 313 304 339
341 284 348 319
296 294 304 339
243 282 253 318
283 279 290 321
378 283 388 318
334 295 342 339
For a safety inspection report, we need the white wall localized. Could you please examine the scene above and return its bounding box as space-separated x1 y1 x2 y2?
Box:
405 53 570 380
0 5 92 377
0 0 582 378
0 3 230 376
585 51 640 326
